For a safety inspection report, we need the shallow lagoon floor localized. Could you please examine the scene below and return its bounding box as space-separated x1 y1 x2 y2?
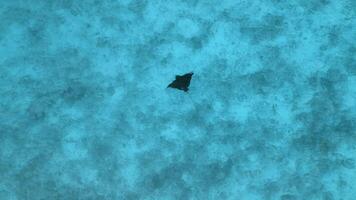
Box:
0 0 356 199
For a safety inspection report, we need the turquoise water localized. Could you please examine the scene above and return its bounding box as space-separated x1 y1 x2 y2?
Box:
0 1 355 199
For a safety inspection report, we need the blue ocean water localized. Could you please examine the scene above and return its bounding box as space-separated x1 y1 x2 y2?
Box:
0 0 355 199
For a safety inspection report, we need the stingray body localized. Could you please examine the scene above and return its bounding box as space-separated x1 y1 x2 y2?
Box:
167 72 193 92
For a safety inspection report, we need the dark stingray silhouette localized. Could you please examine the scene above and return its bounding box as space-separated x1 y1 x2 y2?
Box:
167 72 193 92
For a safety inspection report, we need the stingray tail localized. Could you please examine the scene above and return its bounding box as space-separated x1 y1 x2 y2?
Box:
187 92 197 110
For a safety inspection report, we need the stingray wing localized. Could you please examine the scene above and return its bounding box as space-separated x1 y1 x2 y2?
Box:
167 80 179 89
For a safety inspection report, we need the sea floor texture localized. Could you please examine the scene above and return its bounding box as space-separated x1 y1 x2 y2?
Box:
0 0 356 199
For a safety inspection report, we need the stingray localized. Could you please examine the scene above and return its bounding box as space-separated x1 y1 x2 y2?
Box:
167 72 193 92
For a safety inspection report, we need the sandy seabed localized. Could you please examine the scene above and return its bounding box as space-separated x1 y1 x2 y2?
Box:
0 1 355 199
